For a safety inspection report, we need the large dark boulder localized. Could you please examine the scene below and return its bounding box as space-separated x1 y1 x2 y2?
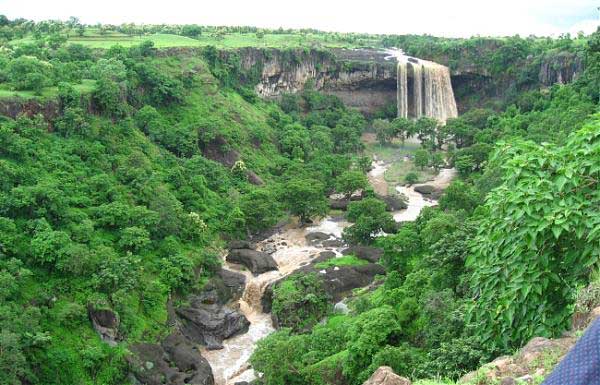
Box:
414 184 444 199
197 268 246 305
376 194 408 211
342 246 384 263
176 297 250 350
321 264 386 302
305 232 331 245
128 331 214 385
227 249 277 274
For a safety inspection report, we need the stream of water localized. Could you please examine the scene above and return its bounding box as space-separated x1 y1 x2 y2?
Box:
203 161 455 385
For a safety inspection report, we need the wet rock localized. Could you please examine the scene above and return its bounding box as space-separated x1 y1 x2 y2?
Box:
414 184 444 199
322 239 344 248
261 242 277 254
321 264 386 302
176 298 250 350
128 331 214 385
195 268 246 305
362 366 411 385
88 305 119 346
227 249 277 274
228 240 255 250
306 231 331 244
342 245 383 263
314 251 337 263
376 194 408 211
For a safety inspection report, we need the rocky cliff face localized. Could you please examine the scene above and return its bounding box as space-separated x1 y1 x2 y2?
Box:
233 47 585 115
235 48 397 115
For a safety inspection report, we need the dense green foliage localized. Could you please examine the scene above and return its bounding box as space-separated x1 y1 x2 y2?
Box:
0 14 599 385
468 119 600 350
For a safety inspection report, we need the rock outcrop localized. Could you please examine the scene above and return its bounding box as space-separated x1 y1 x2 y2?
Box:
261 262 385 313
226 245 278 274
197 268 246 305
88 306 120 346
362 367 411 385
459 306 600 384
342 245 383 263
176 296 250 350
128 331 214 385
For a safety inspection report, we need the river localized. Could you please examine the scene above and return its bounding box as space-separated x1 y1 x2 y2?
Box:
203 160 455 384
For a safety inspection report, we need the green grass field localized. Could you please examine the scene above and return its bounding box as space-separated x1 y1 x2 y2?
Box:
9 28 379 49
0 79 96 100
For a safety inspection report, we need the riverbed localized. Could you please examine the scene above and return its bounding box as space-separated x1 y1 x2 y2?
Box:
204 161 455 384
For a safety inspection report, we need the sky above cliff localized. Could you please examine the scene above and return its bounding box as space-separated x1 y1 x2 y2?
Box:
1 0 598 37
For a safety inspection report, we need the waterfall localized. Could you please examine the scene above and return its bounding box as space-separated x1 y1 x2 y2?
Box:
409 62 423 118
396 61 408 118
394 54 457 122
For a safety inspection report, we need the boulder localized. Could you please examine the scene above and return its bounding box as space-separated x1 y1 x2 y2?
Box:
314 251 337 263
330 198 349 210
305 231 331 244
228 240 255 250
262 262 384 313
128 331 214 385
88 306 119 346
227 249 277 274
516 336 575 367
196 268 246 305
321 264 386 302
376 194 408 211
322 239 344 248
414 184 444 199
342 245 383 263
362 366 411 385
176 298 250 350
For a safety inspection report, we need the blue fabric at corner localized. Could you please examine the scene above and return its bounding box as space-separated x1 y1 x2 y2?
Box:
542 318 600 385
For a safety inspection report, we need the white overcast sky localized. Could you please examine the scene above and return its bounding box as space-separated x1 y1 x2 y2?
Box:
1 0 598 37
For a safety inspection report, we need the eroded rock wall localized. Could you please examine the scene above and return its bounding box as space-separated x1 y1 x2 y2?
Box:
235 48 397 115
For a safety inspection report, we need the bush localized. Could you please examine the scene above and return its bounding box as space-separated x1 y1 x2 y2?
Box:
272 273 330 332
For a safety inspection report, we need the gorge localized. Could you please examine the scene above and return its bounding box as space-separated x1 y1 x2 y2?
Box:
0 17 597 385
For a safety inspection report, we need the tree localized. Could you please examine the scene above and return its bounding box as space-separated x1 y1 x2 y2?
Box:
336 170 368 199
429 151 445 172
392 117 415 146
373 119 393 146
6 56 51 92
240 188 283 232
378 223 421 274
404 172 418 185
414 149 429 170
468 120 600 350
344 198 395 245
415 117 439 149
282 179 328 224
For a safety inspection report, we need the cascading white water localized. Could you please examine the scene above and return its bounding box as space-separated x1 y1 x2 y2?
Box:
410 62 423 118
397 61 408 118
387 48 458 122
